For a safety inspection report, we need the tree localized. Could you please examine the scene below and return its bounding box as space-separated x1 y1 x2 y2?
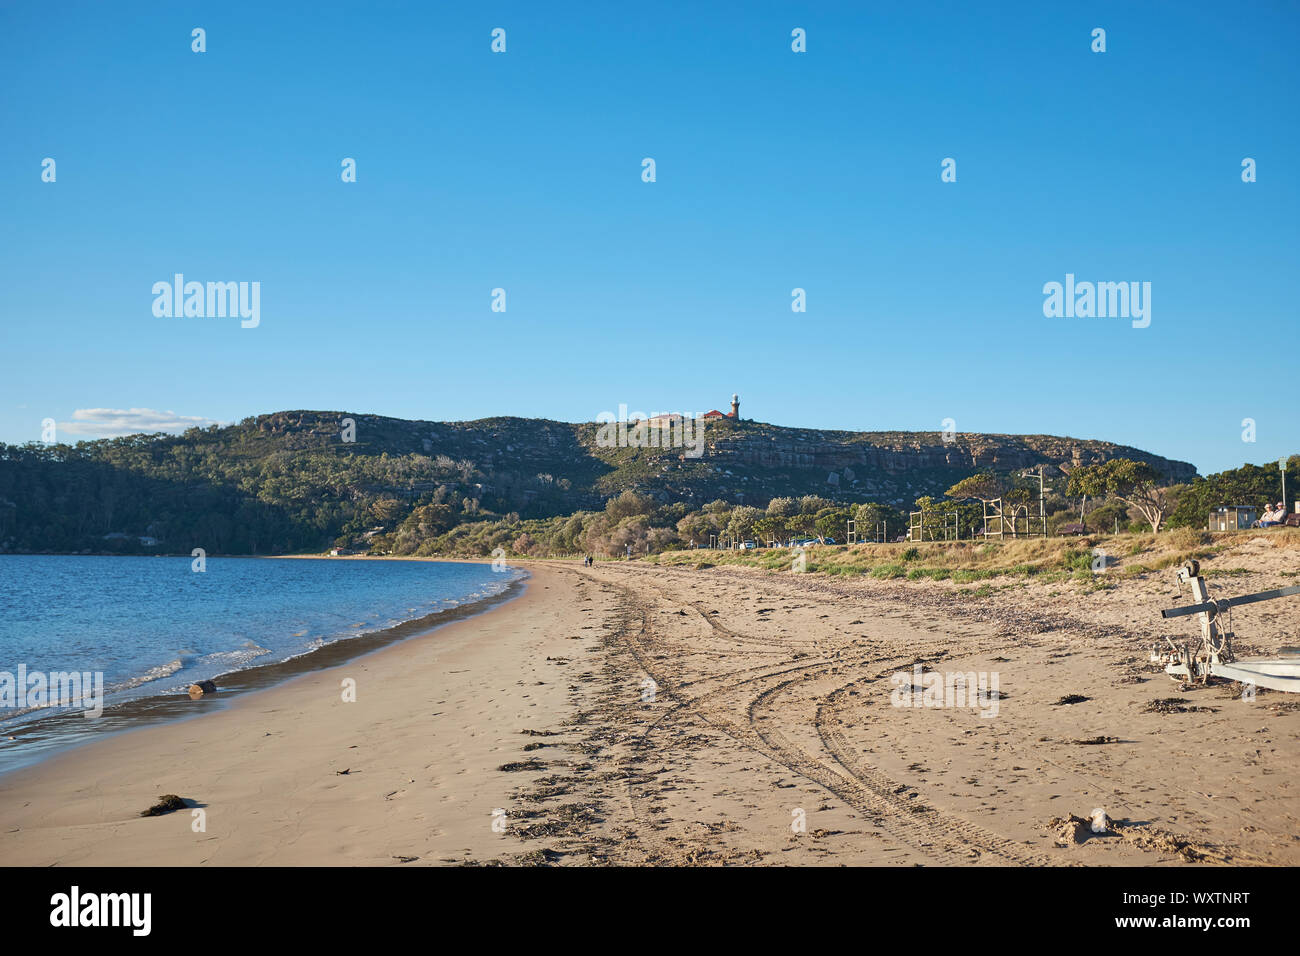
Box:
911 495 956 541
1066 459 1170 533
752 515 788 545
676 510 720 545
853 502 902 540
798 495 832 514
766 497 799 518
945 472 1011 502
605 490 655 523
725 506 764 542
814 506 851 543
1056 464 1091 526
945 473 1018 536
786 510 817 537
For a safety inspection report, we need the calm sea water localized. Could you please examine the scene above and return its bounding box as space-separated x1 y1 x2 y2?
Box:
0 555 523 733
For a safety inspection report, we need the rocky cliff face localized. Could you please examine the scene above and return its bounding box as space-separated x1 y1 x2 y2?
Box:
707 428 1196 478
620 422 1199 507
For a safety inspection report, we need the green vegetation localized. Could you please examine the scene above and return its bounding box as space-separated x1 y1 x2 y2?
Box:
0 409 1286 563
1066 459 1170 532
1165 456 1298 529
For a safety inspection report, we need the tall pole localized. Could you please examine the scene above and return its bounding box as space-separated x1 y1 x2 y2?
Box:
1282 457 1289 515
1036 466 1046 537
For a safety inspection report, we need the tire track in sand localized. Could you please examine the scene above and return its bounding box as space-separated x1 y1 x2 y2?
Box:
583 568 1054 864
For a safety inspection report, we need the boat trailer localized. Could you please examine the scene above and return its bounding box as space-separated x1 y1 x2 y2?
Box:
1151 560 1300 693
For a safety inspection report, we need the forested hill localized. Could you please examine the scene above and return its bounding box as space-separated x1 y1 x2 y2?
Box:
0 409 1197 555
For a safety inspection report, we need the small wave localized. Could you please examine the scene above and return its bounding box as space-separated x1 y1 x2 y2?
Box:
110 657 186 694
199 644 273 669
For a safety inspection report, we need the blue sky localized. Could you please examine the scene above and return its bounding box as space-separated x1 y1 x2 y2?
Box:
1 0 1296 475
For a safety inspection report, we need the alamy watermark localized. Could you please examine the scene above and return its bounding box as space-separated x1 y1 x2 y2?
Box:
152 274 260 328
50 886 151 936
595 406 706 458
890 664 1000 718
1 665 104 718
1042 274 1150 328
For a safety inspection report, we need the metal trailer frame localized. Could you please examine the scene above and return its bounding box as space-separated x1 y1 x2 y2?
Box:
1153 560 1300 692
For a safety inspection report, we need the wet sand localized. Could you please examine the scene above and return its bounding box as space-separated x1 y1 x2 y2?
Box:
0 576 526 776
0 568 565 865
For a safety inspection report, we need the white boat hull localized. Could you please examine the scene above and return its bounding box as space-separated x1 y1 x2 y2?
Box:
1214 658 1300 693
1164 656 1300 693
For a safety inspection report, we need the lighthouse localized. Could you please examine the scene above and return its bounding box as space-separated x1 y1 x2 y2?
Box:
730 393 740 419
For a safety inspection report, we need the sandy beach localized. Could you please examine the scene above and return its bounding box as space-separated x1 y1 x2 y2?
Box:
0 571 568 865
2 540 1297 867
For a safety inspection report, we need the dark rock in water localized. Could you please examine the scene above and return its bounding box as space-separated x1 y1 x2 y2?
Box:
187 680 217 699
141 794 187 817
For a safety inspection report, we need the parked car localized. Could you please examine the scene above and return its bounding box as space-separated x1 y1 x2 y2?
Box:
741 540 757 550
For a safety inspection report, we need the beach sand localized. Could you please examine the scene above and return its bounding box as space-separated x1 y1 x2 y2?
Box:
0 571 575 865
2 546 1297 866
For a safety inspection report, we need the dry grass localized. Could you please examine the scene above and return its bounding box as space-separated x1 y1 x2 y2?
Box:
653 527 1300 585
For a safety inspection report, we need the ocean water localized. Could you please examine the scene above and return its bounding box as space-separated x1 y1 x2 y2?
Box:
0 555 523 736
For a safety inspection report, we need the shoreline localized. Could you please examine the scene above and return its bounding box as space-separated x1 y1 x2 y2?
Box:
3 540 1295 867
0 566 528 778
0 564 564 866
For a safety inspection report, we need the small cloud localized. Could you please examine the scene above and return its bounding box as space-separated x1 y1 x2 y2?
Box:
59 408 224 438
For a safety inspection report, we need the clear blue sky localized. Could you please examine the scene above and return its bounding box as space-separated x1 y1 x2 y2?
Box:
2 0 1296 475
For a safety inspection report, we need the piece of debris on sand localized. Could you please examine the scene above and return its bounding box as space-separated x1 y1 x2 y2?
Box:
498 758 548 772
187 680 217 699
1116 826 1220 863
140 794 187 817
1046 809 1112 845
1046 814 1092 845
1144 697 1217 715
1042 812 1230 863
1053 694 1090 706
